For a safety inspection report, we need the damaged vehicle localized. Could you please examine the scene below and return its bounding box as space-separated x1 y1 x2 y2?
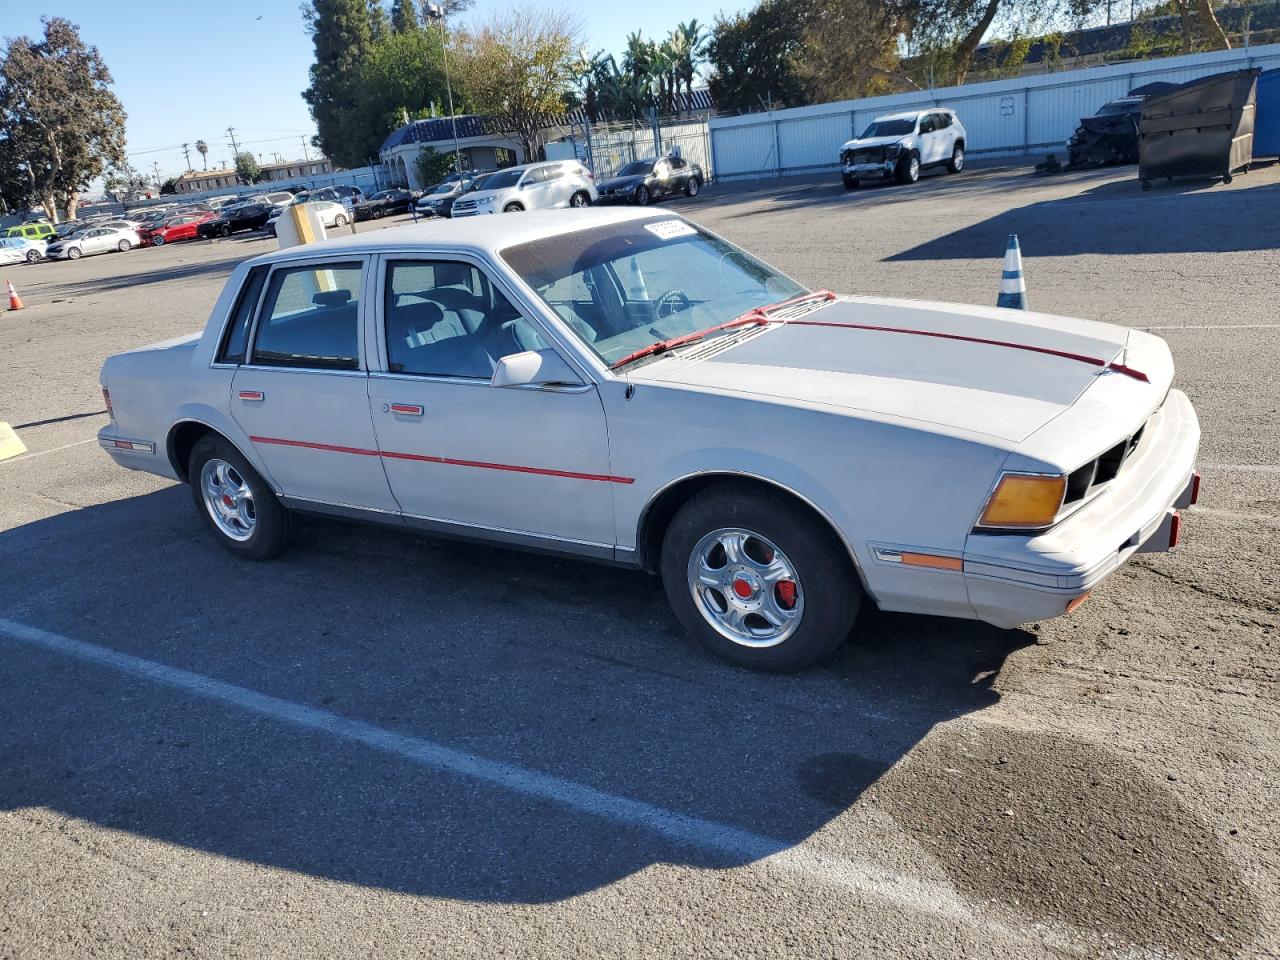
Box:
1066 96 1145 168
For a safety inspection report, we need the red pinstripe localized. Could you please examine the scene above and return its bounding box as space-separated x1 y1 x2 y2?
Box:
248 435 634 484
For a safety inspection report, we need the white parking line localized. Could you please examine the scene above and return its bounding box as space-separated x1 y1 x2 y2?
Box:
1141 323 1280 331
0 437 95 466
1199 463 1280 474
0 616 1097 953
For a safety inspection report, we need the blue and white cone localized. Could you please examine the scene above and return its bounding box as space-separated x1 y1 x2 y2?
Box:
997 234 1027 310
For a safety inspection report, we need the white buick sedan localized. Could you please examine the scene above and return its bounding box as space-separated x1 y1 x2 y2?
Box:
99 209 1200 670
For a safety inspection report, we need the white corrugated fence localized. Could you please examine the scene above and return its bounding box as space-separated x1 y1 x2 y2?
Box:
709 43 1280 180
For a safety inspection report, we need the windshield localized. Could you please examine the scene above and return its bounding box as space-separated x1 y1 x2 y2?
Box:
617 160 654 177
481 168 523 190
1096 100 1139 116
859 118 915 138
501 217 806 368
462 175 491 192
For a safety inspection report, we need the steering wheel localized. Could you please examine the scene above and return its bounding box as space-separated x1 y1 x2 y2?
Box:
654 289 692 320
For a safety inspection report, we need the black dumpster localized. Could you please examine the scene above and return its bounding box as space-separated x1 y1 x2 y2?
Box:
1138 69 1259 189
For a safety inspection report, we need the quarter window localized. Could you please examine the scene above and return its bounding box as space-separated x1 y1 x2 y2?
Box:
218 265 269 364
383 260 546 379
251 262 363 370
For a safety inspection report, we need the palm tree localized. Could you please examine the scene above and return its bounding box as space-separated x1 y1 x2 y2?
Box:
622 32 652 85
195 139 208 170
675 20 706 114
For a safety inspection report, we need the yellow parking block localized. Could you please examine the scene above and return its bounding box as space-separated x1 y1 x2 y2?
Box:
0 422 26 461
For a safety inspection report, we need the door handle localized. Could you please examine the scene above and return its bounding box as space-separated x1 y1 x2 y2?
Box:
238 390 265 401
389 402 424 416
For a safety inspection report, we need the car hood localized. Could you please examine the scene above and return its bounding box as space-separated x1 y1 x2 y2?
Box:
840 135 909 151
598 174 647 191
636 297 1142 444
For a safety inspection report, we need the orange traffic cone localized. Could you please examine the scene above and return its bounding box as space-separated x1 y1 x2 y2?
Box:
6 280 24 311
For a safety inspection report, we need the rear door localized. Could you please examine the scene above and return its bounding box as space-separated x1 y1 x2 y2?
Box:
229 255 399 512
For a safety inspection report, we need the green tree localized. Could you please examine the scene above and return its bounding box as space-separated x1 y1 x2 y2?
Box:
101 162 150 203
0 17 126 221
452 8 583 162
234 151 261 185
391 0 419 32
706 0 814 113
194 138 208 169
302 0 377 167
368 0 390 40
673 20 707 113
159 176 178 194
413 146 454 186
348 28 450 164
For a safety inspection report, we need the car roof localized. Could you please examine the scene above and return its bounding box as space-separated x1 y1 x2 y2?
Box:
246 207 669 267
874 108 952 122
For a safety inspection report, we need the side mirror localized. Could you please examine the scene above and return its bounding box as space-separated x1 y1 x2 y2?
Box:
491 349 584 389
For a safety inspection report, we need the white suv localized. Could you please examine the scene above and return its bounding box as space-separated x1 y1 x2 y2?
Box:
450 161 597 216
839 109 966 188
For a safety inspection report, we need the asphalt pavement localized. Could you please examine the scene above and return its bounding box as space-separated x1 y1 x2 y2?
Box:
1 159 1277 959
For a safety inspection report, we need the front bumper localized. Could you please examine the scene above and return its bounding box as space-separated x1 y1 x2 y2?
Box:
843 160 897 180
962 388 1201 627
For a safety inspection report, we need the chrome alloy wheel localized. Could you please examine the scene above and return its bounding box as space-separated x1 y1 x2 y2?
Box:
687 527 803 648
200 458 257 541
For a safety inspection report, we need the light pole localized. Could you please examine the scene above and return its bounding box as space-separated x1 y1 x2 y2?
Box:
425 3 464 181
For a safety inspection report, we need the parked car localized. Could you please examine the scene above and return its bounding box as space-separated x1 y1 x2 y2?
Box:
264 200 351 236
196 203 276 238
596 156 704 205
449 161 596 216
839 109 966 188
4 222 57 243
0 236 46 264
97 208 1200 672
309 185 364 208
1066 96 1147 168
144 212 217 246
414 171 492 218
46 224 140 259
352 188 415 221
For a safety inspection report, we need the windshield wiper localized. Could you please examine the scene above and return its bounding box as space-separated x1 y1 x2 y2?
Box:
608 290 837 371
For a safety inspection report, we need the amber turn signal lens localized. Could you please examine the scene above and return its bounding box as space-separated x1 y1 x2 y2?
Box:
979 474 1066 529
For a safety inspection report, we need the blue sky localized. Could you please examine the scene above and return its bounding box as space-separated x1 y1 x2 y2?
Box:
8 1 732 184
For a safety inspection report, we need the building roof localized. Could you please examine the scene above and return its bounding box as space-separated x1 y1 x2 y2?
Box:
380 115 496 152
177 168 236 181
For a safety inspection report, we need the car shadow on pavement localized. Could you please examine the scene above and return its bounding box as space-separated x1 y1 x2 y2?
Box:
0 485 1257 952
887 176 1280 260
0 486 1023 904
43 255 252 297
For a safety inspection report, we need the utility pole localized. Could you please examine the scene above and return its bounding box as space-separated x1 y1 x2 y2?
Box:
182 142 192 171
301 136 311 162
425 4 464 177
226 126 242 182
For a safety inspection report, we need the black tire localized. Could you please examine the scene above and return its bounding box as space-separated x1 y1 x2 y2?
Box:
371 208 383 219
635 185 651 206
334 214 348 226
569 190 591 208
219 224 232 238
660 482 861 672
25 249 40 263
895 152 920 185
188 435 291 561
152 234 165 246
1223 173 1233 185
67 246 82 259
117 239 131 252
947 144 965 174
684 177 701 197
1141 179 1152 191
503 203 524 213
842 173 860 189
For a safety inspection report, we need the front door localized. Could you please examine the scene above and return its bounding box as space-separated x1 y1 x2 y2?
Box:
368 257 617 554
229 256 399 512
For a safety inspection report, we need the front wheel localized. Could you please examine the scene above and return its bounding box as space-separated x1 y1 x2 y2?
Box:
948 145 965 174
152 234 165 246
842 173 860 189
684 177 701 197
188 435 291 561
67 246 82 259
371 208 383 219
503 203 524 213
660 483 861 671
896 152 920 185
635 185 651 206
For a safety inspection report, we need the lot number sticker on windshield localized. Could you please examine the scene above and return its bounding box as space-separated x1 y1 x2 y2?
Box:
644 220 697 241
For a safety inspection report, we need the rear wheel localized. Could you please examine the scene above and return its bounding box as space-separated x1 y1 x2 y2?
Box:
117 239 131 252
569 190 591 208
684 177 701 197
25 249 40 263
660 483 861 671
334 213 348 226
188 435 291 561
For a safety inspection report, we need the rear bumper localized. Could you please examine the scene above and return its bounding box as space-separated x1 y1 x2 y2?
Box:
962 388 1200 627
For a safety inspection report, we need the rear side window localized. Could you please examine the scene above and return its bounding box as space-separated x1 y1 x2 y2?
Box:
251 262 363 370
218 265 269 364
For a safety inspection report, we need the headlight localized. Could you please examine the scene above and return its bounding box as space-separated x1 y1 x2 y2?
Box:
977 473 1067 530
885 142 903 156
477 195 494 205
